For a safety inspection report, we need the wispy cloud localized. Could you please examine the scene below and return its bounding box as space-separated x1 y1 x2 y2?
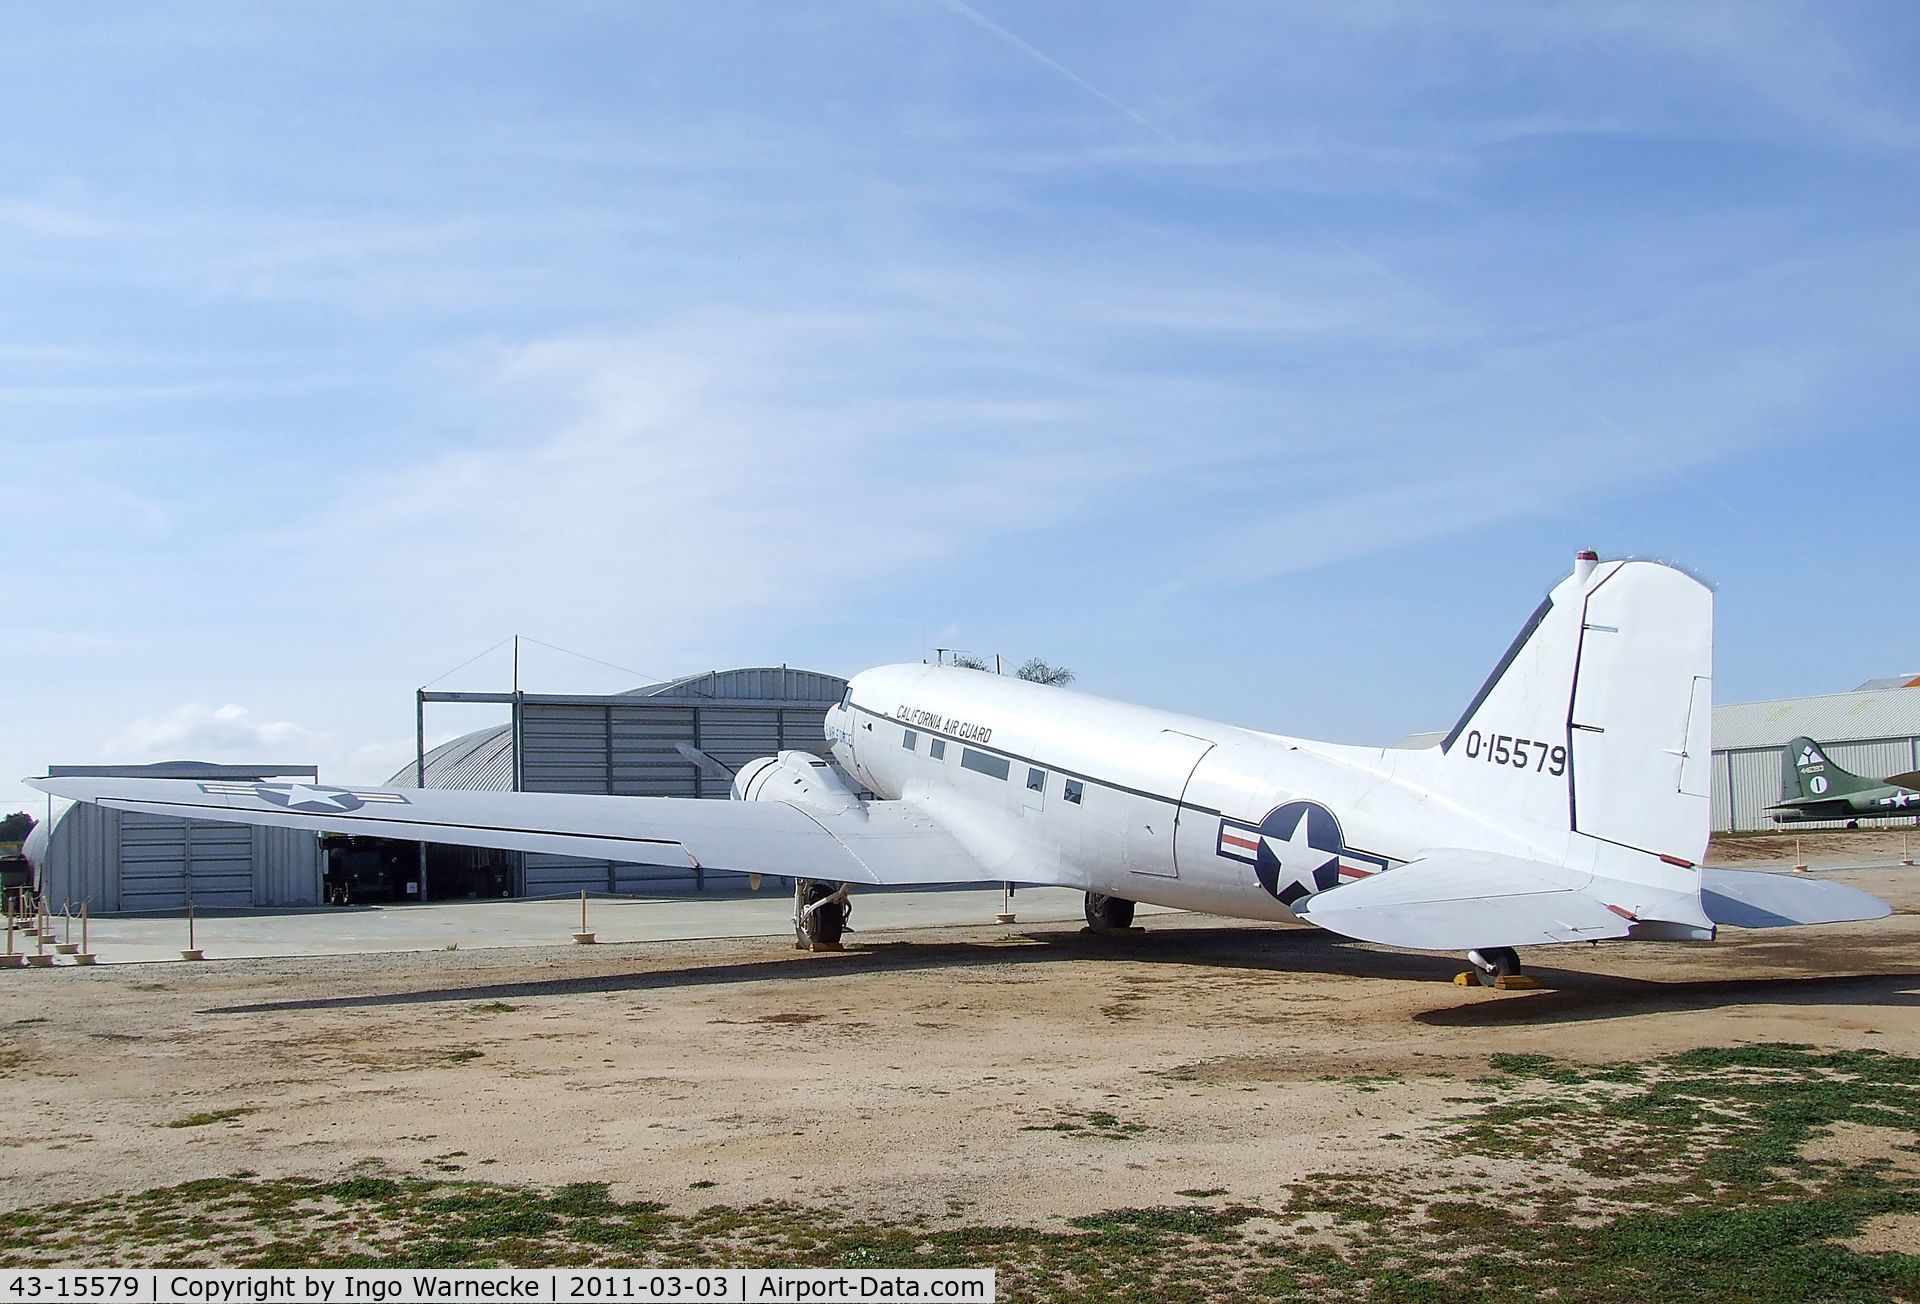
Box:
4 1 1916 810
101 703 417 785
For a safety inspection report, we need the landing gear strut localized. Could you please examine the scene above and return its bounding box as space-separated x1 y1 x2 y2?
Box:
1084 892 1136 932
794 878 850 951
1466 946 1521 988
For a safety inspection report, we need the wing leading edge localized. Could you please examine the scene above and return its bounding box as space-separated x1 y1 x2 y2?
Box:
25 777 992 888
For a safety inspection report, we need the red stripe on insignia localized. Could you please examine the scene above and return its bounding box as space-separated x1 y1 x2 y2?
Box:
1338 866 1374 878
1221 833 1259 851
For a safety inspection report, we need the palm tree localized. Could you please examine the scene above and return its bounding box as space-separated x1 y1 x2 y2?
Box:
1015 658 1074 687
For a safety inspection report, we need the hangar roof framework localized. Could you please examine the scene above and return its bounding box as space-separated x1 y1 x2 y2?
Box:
396 666 848 792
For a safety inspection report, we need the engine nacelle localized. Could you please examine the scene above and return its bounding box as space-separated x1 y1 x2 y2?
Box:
731 751 863 815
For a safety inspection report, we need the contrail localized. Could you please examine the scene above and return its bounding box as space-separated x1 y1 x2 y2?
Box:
936 0 1791 558
939 0 1179 148
936 0 1450 317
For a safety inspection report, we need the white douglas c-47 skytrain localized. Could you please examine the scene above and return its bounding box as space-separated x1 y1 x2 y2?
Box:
30 553 1890 984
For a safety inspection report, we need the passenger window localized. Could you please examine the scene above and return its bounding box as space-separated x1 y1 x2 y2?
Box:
961 748 1011 781
930 738 946 760
1064 779 1084 805
1027 768 1046 793
902 729 917 750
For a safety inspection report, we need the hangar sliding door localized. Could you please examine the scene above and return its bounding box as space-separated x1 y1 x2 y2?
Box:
117 813 256 910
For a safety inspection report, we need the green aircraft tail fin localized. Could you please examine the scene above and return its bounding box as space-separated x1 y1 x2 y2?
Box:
1780 736 1876 803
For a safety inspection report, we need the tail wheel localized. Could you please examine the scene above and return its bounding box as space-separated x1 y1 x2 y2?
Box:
798 880 847 948
1085 893 1136 932
1469 946 1521 988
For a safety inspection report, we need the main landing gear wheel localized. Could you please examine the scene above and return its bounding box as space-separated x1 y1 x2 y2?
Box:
795 879 850 951
1467 946 1521 988
1084 893 1136 932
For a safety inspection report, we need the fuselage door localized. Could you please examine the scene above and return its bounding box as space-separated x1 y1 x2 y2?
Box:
1124 730 1216 879
1022 765 1048 815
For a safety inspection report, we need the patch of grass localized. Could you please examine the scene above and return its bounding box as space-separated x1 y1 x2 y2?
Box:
10 1044 1920 1301
1018 1108 1147 1141
162 1108 254 1129
471 1002 519 1014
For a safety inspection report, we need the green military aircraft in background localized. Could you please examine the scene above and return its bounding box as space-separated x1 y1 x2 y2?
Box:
1768 736 1920 824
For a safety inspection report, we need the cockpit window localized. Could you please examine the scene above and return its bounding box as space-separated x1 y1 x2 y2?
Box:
839 688 852 710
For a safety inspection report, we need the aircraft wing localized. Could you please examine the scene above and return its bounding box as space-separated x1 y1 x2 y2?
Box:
24 777 992 888
1292 850 1637 950
1699 868 1892 929
1295 851 1896 951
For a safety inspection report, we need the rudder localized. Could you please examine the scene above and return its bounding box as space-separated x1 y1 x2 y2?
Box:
1430 556 1713 863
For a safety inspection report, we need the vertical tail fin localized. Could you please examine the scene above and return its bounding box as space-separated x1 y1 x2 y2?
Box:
1429 556 1713 862
1781 737 1873 802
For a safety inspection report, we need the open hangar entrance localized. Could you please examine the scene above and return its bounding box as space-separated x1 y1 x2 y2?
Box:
379 666 848 900
320 836 515 905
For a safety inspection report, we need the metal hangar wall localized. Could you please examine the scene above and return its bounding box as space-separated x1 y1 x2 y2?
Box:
26 763 325 911
1709 685 1920 832
394 666 848 896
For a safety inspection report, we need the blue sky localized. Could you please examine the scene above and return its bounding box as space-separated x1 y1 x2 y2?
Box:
5 1 1918 815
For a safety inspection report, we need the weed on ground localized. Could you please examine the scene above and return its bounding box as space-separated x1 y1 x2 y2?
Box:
5 1044 1918 1301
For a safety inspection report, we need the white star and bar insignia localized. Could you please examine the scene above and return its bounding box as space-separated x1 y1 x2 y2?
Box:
198 782 412 814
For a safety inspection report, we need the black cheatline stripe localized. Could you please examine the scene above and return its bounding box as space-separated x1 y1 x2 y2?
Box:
1440 593 1555 755
848 702 1219 815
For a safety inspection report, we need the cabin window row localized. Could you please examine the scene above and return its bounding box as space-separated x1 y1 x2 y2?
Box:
904 730 949 761
906 727 1084 805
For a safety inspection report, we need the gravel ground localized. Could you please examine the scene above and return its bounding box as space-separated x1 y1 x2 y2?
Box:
2 830 1914 1234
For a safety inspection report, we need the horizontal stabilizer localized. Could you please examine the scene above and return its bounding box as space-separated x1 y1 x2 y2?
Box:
1294 850 1635 951
1700 868 1892 929
25 776 994 887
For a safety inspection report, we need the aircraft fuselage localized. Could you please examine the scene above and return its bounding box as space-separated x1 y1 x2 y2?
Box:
1770 787 1920 823
827 663 1568 922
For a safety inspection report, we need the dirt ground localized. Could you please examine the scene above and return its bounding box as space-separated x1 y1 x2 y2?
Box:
3 831 1916 1234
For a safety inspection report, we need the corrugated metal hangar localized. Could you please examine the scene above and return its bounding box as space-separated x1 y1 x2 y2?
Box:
1711 683 1920 831
26 763 325 910
28 667 846 911
387 666 847 898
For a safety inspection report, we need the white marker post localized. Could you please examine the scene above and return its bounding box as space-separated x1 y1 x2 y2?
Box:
55 902 77 955
75 902 96 965
573 889 596 945
996 881 1016 925
27 908 52 966
181 901 204 961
